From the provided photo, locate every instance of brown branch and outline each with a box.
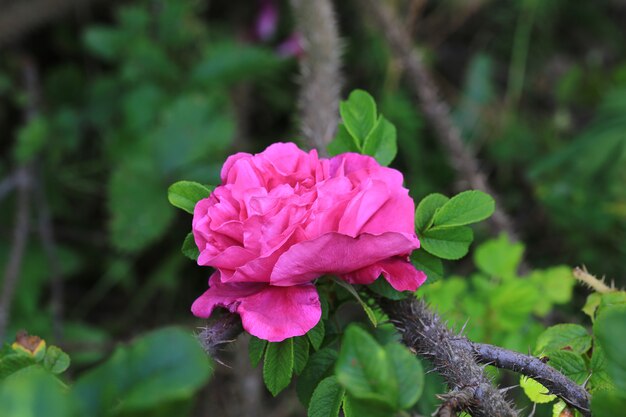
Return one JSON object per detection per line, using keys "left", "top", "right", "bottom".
{"left": 362, "top": 0, "right": 519, "bottom": 241}
{"left": 289, "top": 0, "right": 343, "bottom": 156}
{"left": 381, "top": 297, "right": 518, "bottom": 417}
{"left": 466, "top": 342, "right": 591, "bottom": 416}
{"left": 0, "top": 0, "right": 108, "bottom": 48}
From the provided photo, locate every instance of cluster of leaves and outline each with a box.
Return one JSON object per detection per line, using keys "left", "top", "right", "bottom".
{"left": 520, "top": 290, "right": 626, "bottom": 417}
{"left": 0, "top": 328, "right": 211, "bottom": 416}
{"left": 421, "top": 235, "right": 575, "bottom": 352}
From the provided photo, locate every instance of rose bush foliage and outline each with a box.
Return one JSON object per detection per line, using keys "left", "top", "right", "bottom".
{"left": 191, "top": 143, "right": 426, "bottom": 341}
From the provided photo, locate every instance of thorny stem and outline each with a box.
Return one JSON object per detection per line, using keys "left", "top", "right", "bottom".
{"left": 573, "top": 266, "right": 613, "bottom": 294}
{"left": 380, "top": 297, "right": 518, "bottom": 417}
{"left": 362, "top": 0, "right": 519, "bottom": 242}
{"left": 466, "top": 342, "right": 591, "bottom": 416}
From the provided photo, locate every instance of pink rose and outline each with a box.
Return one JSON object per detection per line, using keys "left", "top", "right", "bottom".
{"left": 191, "top": 142, "right": 426, "bottom": 342}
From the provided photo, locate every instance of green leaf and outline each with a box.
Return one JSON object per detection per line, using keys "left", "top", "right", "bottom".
{"left": 592, "top": 389, "right": 626, "bottom": 417}
{"left": 307, "top": 320, "right": 325, "bottom": 351}
{"left": 490, "top": 281, "right": 540, "bottom": 330}
{"left": 167, "top": 181, "right": 212, "bottom": 214}
{"left": 432, "top": 190, "right": 495, "bottom": 228}
{"left": 530, "top": 266, "right": 575, "bottom": 316}
{"left": 74, "top": 327, "right": 211, "bottom": 414}
{"left": 415, "top": 193, "right": 449, "bottom": 233}
{"left": 150, "top": 94, "right": 235, "bottom": 174}
{"left": 474, "top": 234, "right": 524, "bottom": 280}
{"left": 411, "top": 250, "right": 444, "bottom": 284}
{"left": 307, "top": 376, "right": 345, "bottom": 417}
{"left": 594, "top": 306, "right": 626, "bottom": 391}
{"left": 362, "top": 116, "right": 397, "bottom": 166}
{"left": 248, "top": 336, "right": 267, "bottom": 368}
{"left": 297, "top": 348, "right": 338, "bottom": 407}
{"left": 192, "top": 42, "right": 281, "bottom": 87}
{"left": 181, "top": 233, "right": 200, "bottom": 261}
{"left": 340, "top": 90, "right": 378, "bottom": 146}
{"left": 263, "top": 339, "right": 294, "bottom": 396}
{"left": 328, "top": 124, "right": 360, "bottom": 156}
{"left": 548, "top": 350, "right": 589, "bottom": 384}
{"left": 0, "top": 367, "right": 72, "bottom": 417}
{"left": 535, "top": 324, "right": 592, "bottom": 355}
{"left": 590, "top": 345, "right": 614, "bottom": 391}
{"left": 420, "top": 226, "right": 473, "bottom": 260}
{"left": 552, "top": 400, "right": 567, "bottom": 417}
{"left": 83, "top": 27, "right": 124, "bottom": 60}
{"left": 109, "top": 161, "right": 175, "bottom": 252}
{"left": 385, "top": 343, "right": 424, "bottom": 409}
{"left": 0, "top": 354, "right": 36, "bottom": 380}
{"left": 582, "top": 293, "right": 602, "bottom": 320}
{"left": 342, "top": 394, "right": 396, "bottom": 417}
{"left": 520, "top": 376, "right": 557, "bottom": 404}
{"left": 294, "top": 337, "right": 310, "bottom": 375}
{"left": 43, "top": 346, "right": 70, "bottom": 375}
{"left": 14, "top": 117, "right": 48, "bottom": 163}
{"left": 369, "top": 277, "right": 408, "bottom": 300}
{"left": 335, "top": 326, "right": 394, "bottom": 405}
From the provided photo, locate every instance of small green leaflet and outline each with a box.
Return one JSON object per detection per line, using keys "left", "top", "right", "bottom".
{"left": 181, "top": 232, "right": 200, "bottom": 261}
{"left": 431, "top": 190, "right": 495, "bottom": 229}
{"left": 308, "top": 376, "right": 345, "bottom": 417}
{"left": 420, "top": 226, "right": 474, "bottom": 260}
{"left": 297, "top": 348, "right": 339, "bottom": 407}
{"left": 415, "top": 193, "right": 449, "bottom": 233}
{"left": 167, "top": 180, "right": 213, "bottom": 214}
{"left": 43, "top": 346, "right": 70, "bottom": 374}
{"left": 263, "top": 338, "right": 294, "bottom": 396}
{"left": 328, "top": 89, "right": 398, "bottom": 166}
{"left": 249, "top": 336, "right": 267, "bottom": 368}
{"left": 534, "top": 324, "right": 592, "bottom": 355}
{"left": 520, "top": 376, "right": 556, "bottom": 404}
{"left": 307, "top": 320, "right": 325, "bottom": 351}
{"left": 339, "top": 90, "right": 378, "bottom": 144}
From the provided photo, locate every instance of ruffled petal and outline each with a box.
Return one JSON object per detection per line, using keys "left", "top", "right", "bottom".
{"left": 342, "top": 257, "right": 427, "bottom": 292}
{"left": 238, "top": 284, "right": 321, "bottom": 342}
{"left": 191, "top": 272, "right": 264, "bottom": 318}
{"left": 270, "top": 231, "right": 419, "bottom": 286}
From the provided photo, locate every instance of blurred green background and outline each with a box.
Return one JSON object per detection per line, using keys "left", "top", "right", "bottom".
{"left": 0, "top": 0, "right": 624, "bottom": 416}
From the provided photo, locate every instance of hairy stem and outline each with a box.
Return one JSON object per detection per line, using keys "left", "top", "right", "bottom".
{"left": 381, "top": 297, "right": 518, "bottom": 417}
{"left": 289, "top": 0, "right": 343, "bottom": 155}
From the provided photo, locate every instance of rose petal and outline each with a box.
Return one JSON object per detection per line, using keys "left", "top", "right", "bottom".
{"left": 342, "top": 258, "right": 427, "bottom": 291}
{"left": 238, "top": 284, "right": 321, "bottom": 342}
{"left": 270, "top": 231, "right": 419, "bottom": 286}
{"left": 191, "top": 272, "right": 264, "bottom": 318}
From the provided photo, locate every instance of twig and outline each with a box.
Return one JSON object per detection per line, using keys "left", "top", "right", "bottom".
{"left": 573, "top": 266, "right": 614, "bottom": 293}
{"left": 289, "top": 0, "right": 343, "bottom": 155}
{"left": 381, "top": 297, "right": 518, "bottom": 417}
{"left": 466, "top": 342, "right": 591, "bottom": 416}
{"left": 362, "top": 0, "right": 519, "bottom": 241}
